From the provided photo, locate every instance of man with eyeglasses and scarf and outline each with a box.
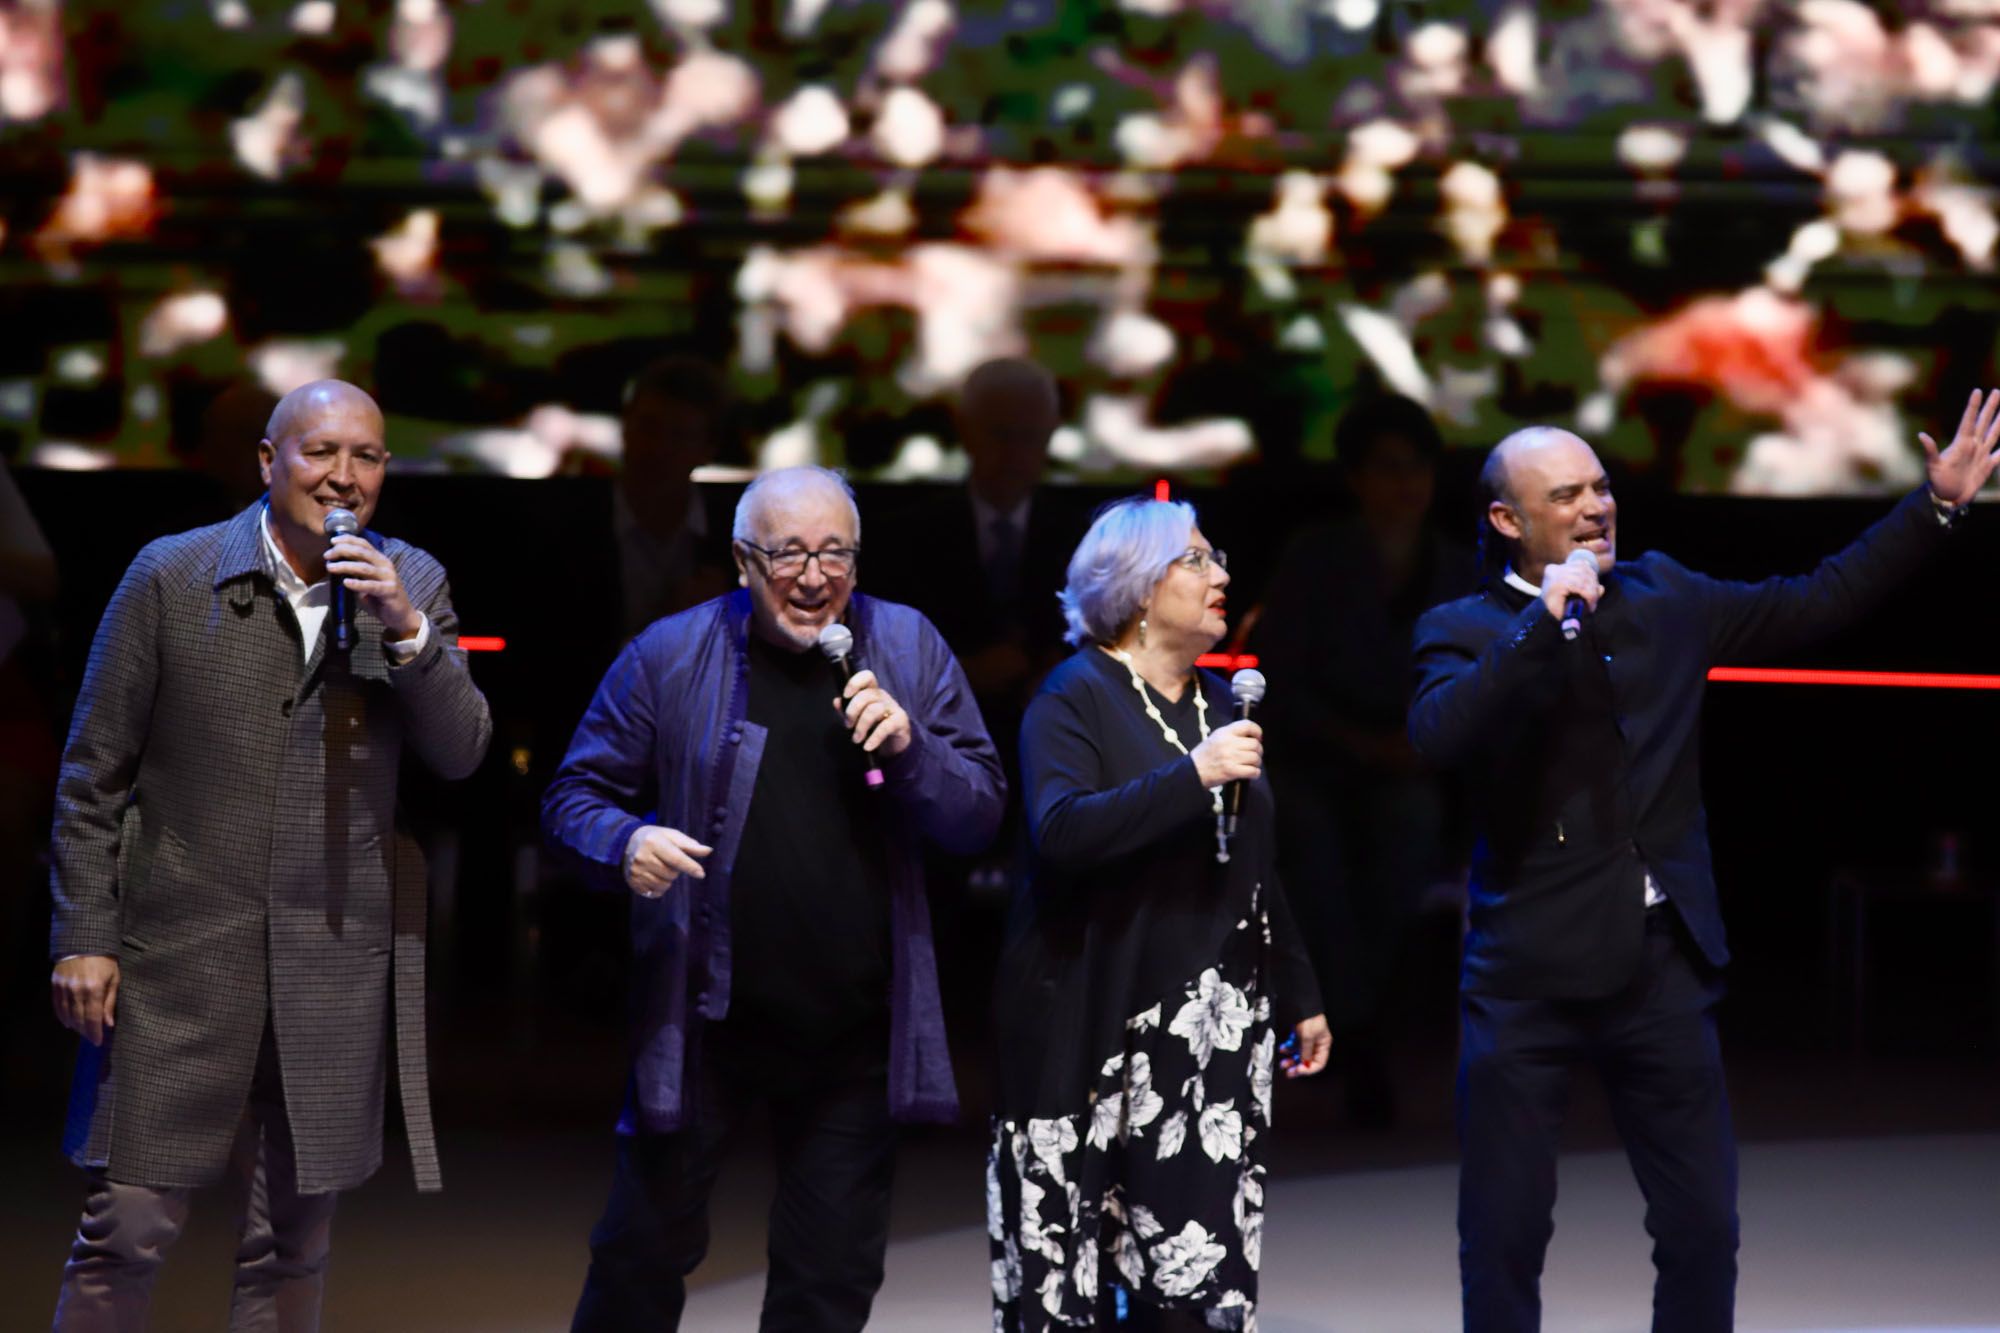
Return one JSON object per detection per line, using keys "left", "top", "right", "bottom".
{"left": 544, "top": 464, "right": 1004, "bottom": 1331}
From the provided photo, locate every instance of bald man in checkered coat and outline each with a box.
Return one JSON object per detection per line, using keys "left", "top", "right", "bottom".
{"left": 46, "top": 381, "right": 491, "bottom": 1331}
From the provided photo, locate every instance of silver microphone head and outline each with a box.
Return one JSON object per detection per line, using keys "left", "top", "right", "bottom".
{"left": 1565, "top": 547, "right": 1598, "bottom": 568}
{"left": 1230, "top": 667, "right": 1267, "bottom": 707}
{"left": 816, "top": 622, "right": 854, "bottom": 663}
{"left": 322, "top": 507, "right": 360, "bottom": 539}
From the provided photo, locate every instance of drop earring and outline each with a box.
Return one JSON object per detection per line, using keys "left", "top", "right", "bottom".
{"left": 1137, "top": 616, "right": 1148, "bottom": 648}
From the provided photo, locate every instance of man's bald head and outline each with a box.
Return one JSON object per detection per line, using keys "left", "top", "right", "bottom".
{"left": 1480, "top": 425, "right": 1618, "bottom": 582}
{"left": 265, "top": 379, "right": 383, "bottom": 447}
{"left": 1482, "top": 425, "right": 1586, "bottom": 509}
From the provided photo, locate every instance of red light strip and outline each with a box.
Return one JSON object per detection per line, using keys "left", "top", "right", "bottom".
{"left": 1707, "top": 666, "right": 2000, "bottom": 690}
{"left": 1154, "top": 478, "right": 1171, "bottom": 502}
{"left": 444, "top": 638, "right": 1995, "bottom": 688}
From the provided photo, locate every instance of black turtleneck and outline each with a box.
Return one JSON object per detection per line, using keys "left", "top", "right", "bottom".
{"left": 726, "top": 632, "right": 892, "bottom": 1046}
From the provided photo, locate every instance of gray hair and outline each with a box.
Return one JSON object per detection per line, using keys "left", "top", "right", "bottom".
{"left": 732, "top": 465, "right": 861, "bottom": 544}
{"left": 1058, "top": 496, "right": 1198, "bottom": 647}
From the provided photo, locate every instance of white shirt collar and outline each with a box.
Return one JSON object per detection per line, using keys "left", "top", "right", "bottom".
{"left": 969, "top": 489, "right": 1031, "bottom": 533}
{"left": 259, "top": 506, "right": 326, "bottom": 599}
{"left": 1501, "top": 566, "right": 1542, "bottom": 598}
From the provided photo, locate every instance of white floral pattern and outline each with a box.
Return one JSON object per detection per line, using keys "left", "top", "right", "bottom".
{"left": 1168, "top": 968, "right": 1254, "bottom": 1070}
{"left": 1150, "top": 1221, "right": 1229, "bottom": 1299}
{"left": 990, "top": 948, "right": 1275, "bottom": 1331}
{"left": 1249, "top": 1029, "right": 1275, "bottom": 1126}
{"left": 1126, "top": 1052, "right": 1165, "bottom": 1134}
{"left": 1028, "top": 1117, "right": 1079, "bottom": 1186}
{"left": 1197, "top": 1100, "right": 1245, "bottom": 1164}
{"left": 1155, "top": 1109, "right": 1188, "bottom": 1161}
{"left": 1233, "top": 1169, "right": 1265, "bottom": 1272}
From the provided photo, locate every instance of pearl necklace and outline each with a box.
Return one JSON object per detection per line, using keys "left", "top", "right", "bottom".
{"left": 1106, "top": 647, "right": 1231, "bottom": 863}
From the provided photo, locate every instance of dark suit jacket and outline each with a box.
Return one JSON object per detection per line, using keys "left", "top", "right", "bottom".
{"left": 869, "top": 489, "right": 1078, "bottom": 664}
{"left": 868, "top": 489, "right": 1085, "bottom": 774}
{"left": 1409, "top": 487, "right": 1953, "bottom": 1000}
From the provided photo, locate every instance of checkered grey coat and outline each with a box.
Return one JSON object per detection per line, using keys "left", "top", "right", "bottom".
{"left": 50, "top": 501, "right": 491, "bottom": 1194}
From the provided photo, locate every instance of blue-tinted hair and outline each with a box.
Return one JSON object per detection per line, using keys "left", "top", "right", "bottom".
{"left": 1058, "top": 496, "right": 1198, "bottom": 647}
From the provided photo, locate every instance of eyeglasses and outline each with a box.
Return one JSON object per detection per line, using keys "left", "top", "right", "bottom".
{"left": 738, "top": 542, "right": 860, "bottom": 580}
{"left": 1174, "top": 547, "right": 1228, "bottom": 574}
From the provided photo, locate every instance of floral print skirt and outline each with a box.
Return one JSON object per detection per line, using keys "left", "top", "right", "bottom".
{"left": 989, "top": 907, "right": 1278, "bottom": 1331}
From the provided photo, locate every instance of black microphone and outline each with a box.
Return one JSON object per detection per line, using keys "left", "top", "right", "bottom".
{"left": 1226, "top": 667, "right": 1266, "bottom": 837}
{"left": 323, "top": 507, "right": 360, "bottom": 652}
{"left": 816, "top": 622, "right": 886, "bottom": 789}
{"left": 1557, "top": 548, "right": 1596, "bottom": 643}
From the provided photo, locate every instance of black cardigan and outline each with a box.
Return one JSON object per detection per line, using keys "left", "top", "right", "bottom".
{"left": 993, "top": 648, "right": 1322, "bottom": 1118}
{"left": 1409, "top": 486, "right": 1953, "bottom": 1000}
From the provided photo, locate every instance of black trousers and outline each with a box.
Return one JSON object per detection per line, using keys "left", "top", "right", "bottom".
{"left": 571, "top": 1026, "right": 899, "bottom": 1333}
{"left": 1457, "top": 909, "right": 1739, "bottom": 1333}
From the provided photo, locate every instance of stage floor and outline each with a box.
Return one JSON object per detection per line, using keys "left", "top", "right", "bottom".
{"left": 683, "top": 1135, "right": 2000, "bottom": 1332}
{"left": 6, "top": 1131, "right": 1994, "bottom": 1330}
{"left": 6, "top": 1012, "right": 1997, "bottom": 1330}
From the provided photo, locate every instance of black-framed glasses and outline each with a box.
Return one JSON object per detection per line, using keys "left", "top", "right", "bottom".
{"left": 1174, "top": 547, "right": 1227, "bottom": 574}
{"left": 737, "top": 541, "right": 860, "bottom": 580}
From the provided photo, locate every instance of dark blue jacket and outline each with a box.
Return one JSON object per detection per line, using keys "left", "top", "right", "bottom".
{"left": 1410, "top": 487, "right": 1952, "bottom": 999}
{"left": 543, "top": 590, "right": 1005, "bottom": 1130}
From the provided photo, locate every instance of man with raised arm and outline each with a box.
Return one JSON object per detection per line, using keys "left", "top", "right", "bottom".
{"left": 1411, "top": 391, "right": 1999, "bottom": 1333}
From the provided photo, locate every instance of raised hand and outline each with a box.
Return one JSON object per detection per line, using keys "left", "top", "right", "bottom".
{"left": 1539, "top": 555, "right": 1602, "bottom": 625}
{"left": 1919, "top": 388, "right": 2000, "bottom": 508}
{"left": 838, "top": 669, "right": 913, "bottom": 757}
{"left": 1191, "top": 719, "right": 1262, "bottom": 789}
{"left": 325, "top": 534, "right": 424, "bottom": 641}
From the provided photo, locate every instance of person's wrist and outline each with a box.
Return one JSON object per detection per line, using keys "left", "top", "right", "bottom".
{"left": 621, "top": 825, "right": 652, "bottom": 878}
{"left": 1928, "top": 483, "right": 1970, "bottom": 525}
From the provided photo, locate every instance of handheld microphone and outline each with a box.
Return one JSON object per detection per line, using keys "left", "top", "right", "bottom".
{"left": 323, "top": 508, "right": 361, "bottom": 652}
{"left": 815, "top": 622, "right": 886, "bottom": 789}
{"left": 1557, "top": 548, "right": 1596, "bottom": 643}
{"left": 1226, "top": 667, "right": 1266, "bottom": 838}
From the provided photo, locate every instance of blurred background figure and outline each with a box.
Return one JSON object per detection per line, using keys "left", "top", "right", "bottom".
{"left": 869, "top": 357, "right": 1084, "bottom": 1030}
{"left": 184, "top": 382, "right": 280, "bottom": 519}
{"left": 531, "top": 356, "right": 741, "bottom": 950}
{"left": 543, "top": 353, "right": 739, "bottom": 777}
{"left": 0, "top": 459, "right": 60, "bottom": 1048}
{"left": 1250, "top": 394, "right": 1476, "bottom": 1129}
{"left": 877, "top": 358, "right": 1080, "bottom": 751}
{"left": 613, "top": 355, "right": 737, "bottom": 640}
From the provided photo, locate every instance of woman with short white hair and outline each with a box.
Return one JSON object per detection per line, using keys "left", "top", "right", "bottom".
{"left": 988, "top": 496, "right": 1330, "bottom": 1332}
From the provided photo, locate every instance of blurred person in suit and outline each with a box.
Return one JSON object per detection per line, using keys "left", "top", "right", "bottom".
{"left": 1, "top": 457, "right": 59, "bottom": 1037}
{"left": 1251, "top": 394, "right": 1476, "bottom": 1127}
{"left": 611, "top": 355, "right": 739, "bottom": 641}
{"left": 867, "top": 357, "right": 1085, "bottom": 1023}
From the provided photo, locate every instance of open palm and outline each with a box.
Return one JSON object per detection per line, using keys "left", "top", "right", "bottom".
{"left": 1920, "top": 388, "right": 2000, "bottom": 507}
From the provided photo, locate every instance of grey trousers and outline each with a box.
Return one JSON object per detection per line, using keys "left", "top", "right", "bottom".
{"left": 53, "top": 1031, "right": 339, "bottom": 1332}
